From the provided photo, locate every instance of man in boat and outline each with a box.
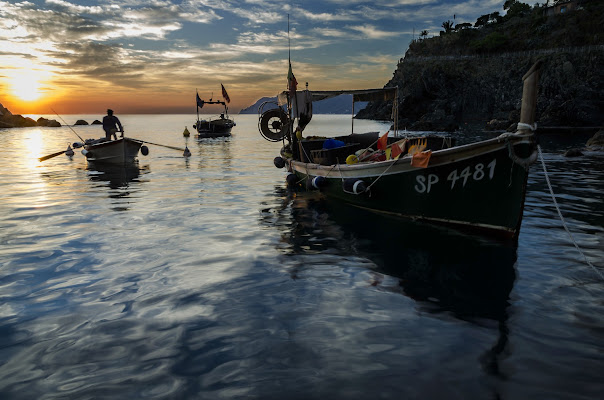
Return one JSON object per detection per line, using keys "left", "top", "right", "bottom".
{"left": 102, "top": 109, "right": 124, "bottom": 140}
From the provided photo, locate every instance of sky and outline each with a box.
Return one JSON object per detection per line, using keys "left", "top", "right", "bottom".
{"left": 0, "top": 0, "right": 504, "bottom": 114}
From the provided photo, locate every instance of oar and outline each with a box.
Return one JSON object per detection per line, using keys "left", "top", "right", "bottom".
{"left": 133, "top": 139, "right": 186, "bottom": 152}
{"left": 39, "top": 144, "right": 75, "bottom": 162}
{"left": 39, "top": 149, "right": 68, "bottom": 162}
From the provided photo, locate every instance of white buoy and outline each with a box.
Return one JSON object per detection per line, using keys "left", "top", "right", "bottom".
{"left": 183, "top": 146, "right": 191, "bottom": 157}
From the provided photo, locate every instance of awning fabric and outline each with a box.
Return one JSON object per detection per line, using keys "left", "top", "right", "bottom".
{"left": 277, "top": 87, "right": 397, "bottom": 106}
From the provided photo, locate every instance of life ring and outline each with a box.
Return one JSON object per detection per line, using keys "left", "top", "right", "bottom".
{"left": 507, "top": 141, "right": 537, "bottom": 170}
{"left": 259, "top": 108, "right": 289, "bottom": 142}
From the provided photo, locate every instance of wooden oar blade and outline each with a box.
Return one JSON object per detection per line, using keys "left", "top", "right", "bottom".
{"left": 38, "top": 150, "right": 67, "bottom": 162}
{"left": 136, "top": 139, "right": 186, "bottom": 152}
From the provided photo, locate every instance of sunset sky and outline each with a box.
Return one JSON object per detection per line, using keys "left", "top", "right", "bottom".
{"left": 1, "top": 0, "right": 503, "bottom": 114}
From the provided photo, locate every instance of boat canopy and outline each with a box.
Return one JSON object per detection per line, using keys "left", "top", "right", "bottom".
{"left": 277, "top": 87, "right": 397, "bottom": 106}
{"left": 202, "top": 100, "right": 227, "bottom": 106}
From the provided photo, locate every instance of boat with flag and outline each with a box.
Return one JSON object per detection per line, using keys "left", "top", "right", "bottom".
{"left": 258, "top": 61, "right": 542, "bottom": 240}
{"left": 194, "top": 84, "right": 235, "bottom": 138}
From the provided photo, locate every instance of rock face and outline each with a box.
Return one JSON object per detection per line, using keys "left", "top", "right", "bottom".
{"left": 0, "top": 113, "right": 38, "bottom": 127}
{"left": 37, "top": 117, "right": 61, "bottom": 127}
{"left": 92, "top": 120, "right": 102, "bottom": 125}
{"left": 357, "top": 2, "right": 603, "bottom": 131}
{"left": 74, "top": 120, "right": 89, "bottom": 125}
{"left": 0, "top": 102, "right": 61, "bottom": 128}
{"left": 357, "top": 50, "right": 603, "bottom": 132}
{"left": 586, "top": 129, "right": 604, "bottom": 149}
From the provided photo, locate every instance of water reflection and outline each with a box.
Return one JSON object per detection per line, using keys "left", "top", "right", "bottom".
{"left": 261, "top": 187, "right": 518, "bottom": 377}
{"left": 86, "top": 162, "right": 146, "bottom": 188}
{"left": 85, "top": 162, "right": 149, "bottom": 211}
{"left": 194, "top": 137, "right": 233, "bottom": 171}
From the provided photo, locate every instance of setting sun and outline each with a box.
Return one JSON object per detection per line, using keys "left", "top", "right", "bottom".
{"left": 11, "top": 74, "right": 43, "bottom": 101}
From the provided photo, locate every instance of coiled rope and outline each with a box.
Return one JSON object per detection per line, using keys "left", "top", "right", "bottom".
{"left": 537, "top": 144, "right": 604, "bottom": 283}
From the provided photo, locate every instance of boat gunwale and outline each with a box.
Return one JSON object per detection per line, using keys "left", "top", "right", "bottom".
{"left": 84, "top": 137, "right": 141, "bottom": 163}
{"left": 290, "top": 133, "right": 533, "bottom": 178}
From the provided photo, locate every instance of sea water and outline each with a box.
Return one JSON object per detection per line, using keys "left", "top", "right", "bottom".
{"left": 0, "top": 114, "right": 602, "bottom": 399}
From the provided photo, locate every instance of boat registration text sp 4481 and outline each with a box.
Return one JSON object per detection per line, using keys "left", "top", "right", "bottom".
{"left": 414, "top": 159, "right": 497, "bottom": 194}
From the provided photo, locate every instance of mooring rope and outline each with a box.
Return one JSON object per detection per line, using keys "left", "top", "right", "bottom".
{"left": 537, "top": 144, "right": 604, "bottom": 283}
{"left": 365, "top": 158, "right": 399, "bottom": 192}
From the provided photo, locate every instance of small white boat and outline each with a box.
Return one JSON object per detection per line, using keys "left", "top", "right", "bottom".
{"left": 80, "top": 137, "right": 144, "bottom": 164}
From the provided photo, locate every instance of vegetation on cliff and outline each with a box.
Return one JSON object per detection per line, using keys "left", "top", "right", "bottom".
{"left": 357, "top": 0, "right": 603, "bottom": 131}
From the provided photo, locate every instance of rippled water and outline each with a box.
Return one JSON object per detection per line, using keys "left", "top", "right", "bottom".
{"left": 1, "top": 115, "right": 602, "bottom": 399}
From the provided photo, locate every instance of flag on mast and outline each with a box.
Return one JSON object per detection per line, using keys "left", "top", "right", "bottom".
{"left": 287, "top": 62, "right": 298, "bottom": 97}
{"left": 377, "top": 131, "right": 389, "bottom": 150}
{"left": 196, "top": 92, "right": 204, "bottom": 109}
{"left": 221, "top": 84, "right": 230, "bottom": 103}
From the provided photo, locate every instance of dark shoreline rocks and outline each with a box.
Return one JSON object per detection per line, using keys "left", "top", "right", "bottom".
{"left": 0, "top": 102, "right": 62, "bottom": 128}
{"left": 37, "top": 117, "right": 61, "bottom": 127}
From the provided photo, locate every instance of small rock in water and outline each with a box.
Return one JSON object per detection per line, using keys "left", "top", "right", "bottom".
{"left": 564, "top": 148, "right": 583, "bottom": 157}
{"left": 586, "top": 130, "right": 604, "bottom": 150}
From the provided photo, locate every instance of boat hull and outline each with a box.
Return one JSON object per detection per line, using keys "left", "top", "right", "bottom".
{"left": 286, "top": 134, "right": 535, "bottom": 239}
{"left": 194, "top": 119, "right": 234, "bottom": 138}
{"left": 84, "top": 138, "right": 142, "bottom": 164}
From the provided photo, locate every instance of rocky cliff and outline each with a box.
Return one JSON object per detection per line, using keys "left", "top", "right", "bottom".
{"left": 0, "top": 103, "right": 61, "bottom": 128}
{"left": 357, "top": 1, "right": 603, "bottom": 131}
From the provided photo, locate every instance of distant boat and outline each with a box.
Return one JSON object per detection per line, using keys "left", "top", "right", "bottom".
{"left": 258, "top": 61, "right": 542, "bottom": 240}
{"left": 194, "top": 86, "right": 235, "bottom": 138}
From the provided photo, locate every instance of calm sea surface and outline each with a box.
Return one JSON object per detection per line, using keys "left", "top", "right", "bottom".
{"left": 1, "top": 114, "right": 602, "bottom": 399}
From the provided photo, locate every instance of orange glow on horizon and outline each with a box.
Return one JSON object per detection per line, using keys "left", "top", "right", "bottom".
{"left": 3, "top": 90, "right": 266, "bottom": 115}
{"left": 2, "top": 65, "right": 284, "bottom": 115}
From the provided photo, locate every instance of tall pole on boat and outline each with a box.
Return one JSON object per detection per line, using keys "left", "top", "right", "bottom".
{"left": 287, "top": 14, "right": 292, "bottom": 140}
{"left": 518, "top": 60, "right": 542, "bottom": 134}
{"left": 287, "top": 14, "right": 300, "bottom": 159}
{"left": 351, "top": 96, "right": 354, "bottom": 134}
{"left": 394, "top": 88, "right": 399, "bottom": 137}
{"left": 196, "top": 88, "right": 200, "bottom": 128}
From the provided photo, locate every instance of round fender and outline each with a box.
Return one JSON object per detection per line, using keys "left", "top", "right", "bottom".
{"left": 310, "top": 176, "right": 327, "bottom": 189}
{"left": 286, "top": 172, "right": 298, "bottom": 187}
{"left": 342, "top": 178, "right": 367, "bottom": 195}
{"left": 141, "top": 145, "right": 149, "bottom": 156}
{"left": 274, "top": 156, "right": 286, "bottom": 169}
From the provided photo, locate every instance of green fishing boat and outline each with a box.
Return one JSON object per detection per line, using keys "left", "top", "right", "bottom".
{"left": 258, "top": 62, "right": 542, "bottom": 239}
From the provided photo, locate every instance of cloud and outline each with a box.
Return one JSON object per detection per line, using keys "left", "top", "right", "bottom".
{"left": 1, "top": 0, "right": 519, "bottom": 112}
{"left": 348, "top": 24, "right": 400, "bottom": 40}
